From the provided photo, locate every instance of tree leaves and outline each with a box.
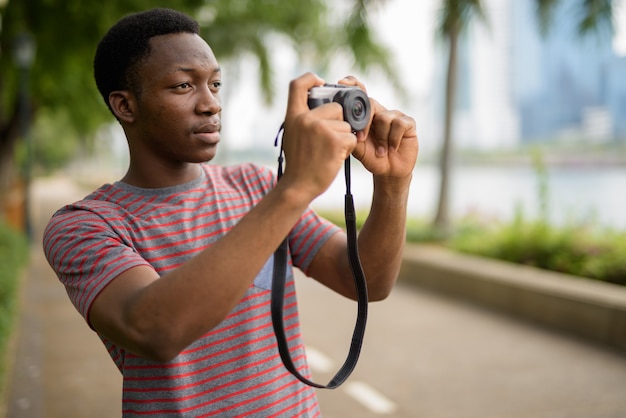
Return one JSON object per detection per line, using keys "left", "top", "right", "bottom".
{"left": 0, "top": 0, "right": 396, "bottom": 183}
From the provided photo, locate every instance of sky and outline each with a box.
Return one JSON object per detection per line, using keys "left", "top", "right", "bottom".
{"left": 219, "top": 0, "right": 626, "bottom": 153}
{"left": 220, "top": 0, "right": 438, "bottom": 152}
{"left": 614, "top": 0, "right": 626, "bottom": 54}
{"left": 124, "top": 1, "right": 626, "bottom": 224}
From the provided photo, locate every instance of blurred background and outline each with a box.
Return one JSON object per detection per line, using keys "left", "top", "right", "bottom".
{"left": 2, "top": 2, "right": 626, "bottom": 417}
{"left": 3, "top": 0, "right": 626, "bottom": 284}
{"left": 2, "top": 0, "right": 626, "bottom": 235}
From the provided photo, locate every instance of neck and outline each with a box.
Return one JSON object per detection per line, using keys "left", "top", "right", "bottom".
{"left": 121, "top": 162, "right": 203, "bottom": 189}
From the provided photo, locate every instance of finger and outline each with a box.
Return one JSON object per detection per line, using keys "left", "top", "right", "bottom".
{"left": 310, "top": 102, "right": 347, "bottom": 123}
{"left": 389, "top": 114, "right": 417, "bottom": 151}
{"left": 337, "top": 75, "right": 367, "bottom": 94}
{"left": 338, "top": 126, "right": 359, "bottom": 157}
{"left": 285, "top": 72, "right": 325, "bottom": 119}
{"left": 370, "top": 110, "right": 412, "bottom": 156}
{"left": 371, "top": 115, "right": 392, "bottom": 157}
{"left": 353, "top": 96, "right": 385, "bottom": 142}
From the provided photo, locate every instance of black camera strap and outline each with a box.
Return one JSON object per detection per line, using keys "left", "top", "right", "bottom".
{"left": 272, "top": 125, "right": 368, "bottom": 389}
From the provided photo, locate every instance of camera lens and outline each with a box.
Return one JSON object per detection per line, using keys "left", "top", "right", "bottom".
{"left": 352, "top": 100, "right": 365, "bottom": 119}
{"left": 334, "top": 88, "right": 370, "bottom": 131}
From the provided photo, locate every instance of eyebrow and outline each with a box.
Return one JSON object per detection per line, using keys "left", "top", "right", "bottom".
{"left": 176, "top": 66, "right": 221, "bottom": 74}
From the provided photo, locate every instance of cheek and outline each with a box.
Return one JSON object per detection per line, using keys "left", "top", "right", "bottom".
{"left": 149, "top": 104, "right": 186, "bottom": 133}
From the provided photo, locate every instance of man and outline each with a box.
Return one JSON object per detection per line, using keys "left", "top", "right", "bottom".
{"left": 43, "top": 7, "right": 418, "bottom": 417}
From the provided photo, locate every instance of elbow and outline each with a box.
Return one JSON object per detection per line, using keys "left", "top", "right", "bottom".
{"left": 90, "top": 317, "right": 186, "bottom": 363}
{"left": 369, "top": 293, "right": 390, "bottom": 302}
{"left": 366, "top": 277, "right": 396, "bottom": 302}
{"left": 119, "top": 316, "right": 193, "bottom": 363}
{"left": 369, "top": 267, "right": 402, "bottom": 301}
{"left": 117, "top": 301, "right": 227, "bottom": 363}
{"left": 368, "top": 286, "right": 393, "bottom": 302}
{"left": 123, "top": 328, "right": 187, "bottom": 363}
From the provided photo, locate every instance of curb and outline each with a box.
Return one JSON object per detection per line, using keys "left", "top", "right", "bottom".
{"left": 399, "top": 244, "right": 626, "bottom": 350}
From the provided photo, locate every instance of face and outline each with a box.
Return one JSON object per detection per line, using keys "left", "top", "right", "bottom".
{"left": 126, "top": 33, "right": 222, "bottom": 167}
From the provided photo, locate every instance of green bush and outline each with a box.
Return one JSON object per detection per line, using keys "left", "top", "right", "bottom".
{"left": 0, "top": 222, "right": 29, "bottom": 395}
{"left": 445, "top": 147, "right": 626, "bottom": 286}
{"left": 319, "top": 193, "right": 626, "bottom": 286}
{"left": 448, "top": 213, "right": 626, "bottom": 286}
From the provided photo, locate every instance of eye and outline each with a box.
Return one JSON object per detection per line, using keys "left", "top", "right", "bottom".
{"left": 176, "top": 82, "right": 192, "bottom": 90}
{"left": 210, "top": 81, "right": 222, "bottom": 92}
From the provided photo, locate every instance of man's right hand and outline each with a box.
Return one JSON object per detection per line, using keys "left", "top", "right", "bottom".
{"left": 280, "top": 72, "right": 358, "bottom": 203}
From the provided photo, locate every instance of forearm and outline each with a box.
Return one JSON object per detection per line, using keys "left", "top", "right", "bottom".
{"left": 162, "top": 180, "right": 309, "bottom": 313}
{"left": 107, "top": 180, "right": 313, "bottom": 361}
{"left": 357, "top": 174, "right": 411, "bottom": 300}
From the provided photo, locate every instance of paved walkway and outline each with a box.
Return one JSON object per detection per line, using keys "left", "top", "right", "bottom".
{"left": 4, "top": 176, "right": 626, "bottom": 417}
{"left": 5, "top": 177, "right": 121, "bottom": 418}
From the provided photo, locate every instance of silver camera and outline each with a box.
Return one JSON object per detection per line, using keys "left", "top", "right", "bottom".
{"left": 307, "top": 84, "right": 371, "bottom": 132}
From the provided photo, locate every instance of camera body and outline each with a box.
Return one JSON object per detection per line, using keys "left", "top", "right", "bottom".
{"left": 307, "top": 84, "right": 371, "bottom": 132}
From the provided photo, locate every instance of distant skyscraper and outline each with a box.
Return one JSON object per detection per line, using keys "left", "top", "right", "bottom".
{"left": 454, "top": 0, "right": 520, "bottom": 149}
{"left": 606, "top": 56, "right": 626, "bottom": 137}
{"left": 445, "top": 0, "right": 624, "bottom": 148}
{"left": 516, "top": 0, "right": 616, "bottom": 141}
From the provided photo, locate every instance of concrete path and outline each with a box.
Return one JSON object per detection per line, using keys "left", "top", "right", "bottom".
{"left": 5, "top": 177, "right": 121, "bottom": 418}
{"left": 4, "top": 176, "right": 626, "bottom": 417}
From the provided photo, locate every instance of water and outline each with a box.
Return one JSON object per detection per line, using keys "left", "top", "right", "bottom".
{"left": 311, "top": 163, "right": 626, "bottom": 230}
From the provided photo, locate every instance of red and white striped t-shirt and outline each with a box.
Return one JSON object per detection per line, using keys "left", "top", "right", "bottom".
{"left": 43, "top": 163, "right": 341, "bottom": 417}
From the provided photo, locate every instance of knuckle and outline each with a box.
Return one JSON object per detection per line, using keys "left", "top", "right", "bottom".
{"left": 288, "top": 78, "right": 301, "bottom": 92}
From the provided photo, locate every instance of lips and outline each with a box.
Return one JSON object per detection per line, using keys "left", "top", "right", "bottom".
{"left": 194, "top": 121, "right": 221, "bottom": 144}
{"left": 195, "top": 122, "right": 221, "bottom": 134}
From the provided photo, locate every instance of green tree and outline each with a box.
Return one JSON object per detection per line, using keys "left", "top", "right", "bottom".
{"left": 432, "top": 0, "right": 615, "bottom": 237}
{"left": 535, "top": 0, "right": 614, "bottom": 35}
{"left": 0, "top": 0, "right": 396, "bottom": 206}
{"left": 433, "top": 0, "right": 486, "bottom": 237}
{"left": 1, "top": 1, "right": 197, "bottom": 188}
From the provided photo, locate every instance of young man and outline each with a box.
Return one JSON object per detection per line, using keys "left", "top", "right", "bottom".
{"left": 43, "top": 8, "right": 418, "bottom": 417}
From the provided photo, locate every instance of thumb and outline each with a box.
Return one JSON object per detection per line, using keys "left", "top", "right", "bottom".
{"left": 285, "top": 72, "right": 325, "bottom": 120}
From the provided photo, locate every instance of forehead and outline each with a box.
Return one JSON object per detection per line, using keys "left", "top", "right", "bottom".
{"left": 142, "top": 32, "right": 219, "bottom": 77}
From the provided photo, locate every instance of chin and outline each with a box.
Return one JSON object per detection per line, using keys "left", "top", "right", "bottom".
{"left": 197, "top": 147, "right": 218, "bottom": 163}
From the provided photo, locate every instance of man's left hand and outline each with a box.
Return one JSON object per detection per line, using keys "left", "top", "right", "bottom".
{"left": 339, "top": 76, "right": 419, "bottom": 179}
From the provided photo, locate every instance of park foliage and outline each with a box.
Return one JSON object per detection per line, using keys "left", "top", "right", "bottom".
{"left": 0, "top": 222, "right": 28, "bottom": 400}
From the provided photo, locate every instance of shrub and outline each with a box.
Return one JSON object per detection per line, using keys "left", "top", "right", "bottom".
{"left": 447, "top": 147, "right": 626, "bottom": 286}
{"left": 319, "top": 192, "right": 626, "bottom": 286}
{"left": 449, "top": 213, "right": 626, "bottom": 286}
{"left": 0, "top": 222, "right": 29, "bottom": 398}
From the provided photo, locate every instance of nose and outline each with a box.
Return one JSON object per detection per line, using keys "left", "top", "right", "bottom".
{"left": 196, "top": 85, "right": 221, "bottom": 116}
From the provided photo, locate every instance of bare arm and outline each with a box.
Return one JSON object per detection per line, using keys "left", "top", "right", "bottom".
{"left": 89, "top": 73, "right": 358, "bottom": 362}
{"left": 308, "top": 77, "right": 419, "bottom": 301}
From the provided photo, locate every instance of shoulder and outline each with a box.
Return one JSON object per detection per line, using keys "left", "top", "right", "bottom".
{"left": 43, "top": 183, "right": 132, "bottom": 247}
{"left": 47, "top": 183, "right": 126, "bottom": 223}
{"left": 202, "top": 163, "right": 276, "bottom": 191}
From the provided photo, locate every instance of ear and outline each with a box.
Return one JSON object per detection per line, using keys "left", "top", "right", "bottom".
{"left": 109, "top": 91, "right": 136, "bottom": 123}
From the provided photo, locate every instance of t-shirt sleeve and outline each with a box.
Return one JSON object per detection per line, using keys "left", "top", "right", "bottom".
{"left": 43, "top": 206, "right": 152, "bottom": 322}
{"left": 249, "top": 164, "right": 342, "bottom": 273}
{"left": 288, "top": 208, "right": 342, "bottom": 274}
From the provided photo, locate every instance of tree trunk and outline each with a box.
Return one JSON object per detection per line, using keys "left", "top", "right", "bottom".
{"left": 0, "top": 92, "right": 28, "bottom": 234}
{"left": 433, "top": 24, "right": 459, "bottom": 238}
{"left": 0, "top": 100, "right": 22, "bottom": 199}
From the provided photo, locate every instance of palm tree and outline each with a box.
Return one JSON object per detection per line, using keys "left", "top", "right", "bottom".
{"left": 433, "top": 0, "right": 486, "bottom": 237}
{"left": 432, "top": 0, "right": 615, "bottom": 237}
{"left": 199, "top": 0, "right": 397, "bottom": 104}
{"left": 535, "top": 0, "right": 615, "bottom": 36}
{"left": 0, "top": 0, "right": 396, "bottom": 228}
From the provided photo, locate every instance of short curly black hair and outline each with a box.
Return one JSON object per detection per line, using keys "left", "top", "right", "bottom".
{"left": 94, "top": 8, "right": 200, "bottom": 115}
